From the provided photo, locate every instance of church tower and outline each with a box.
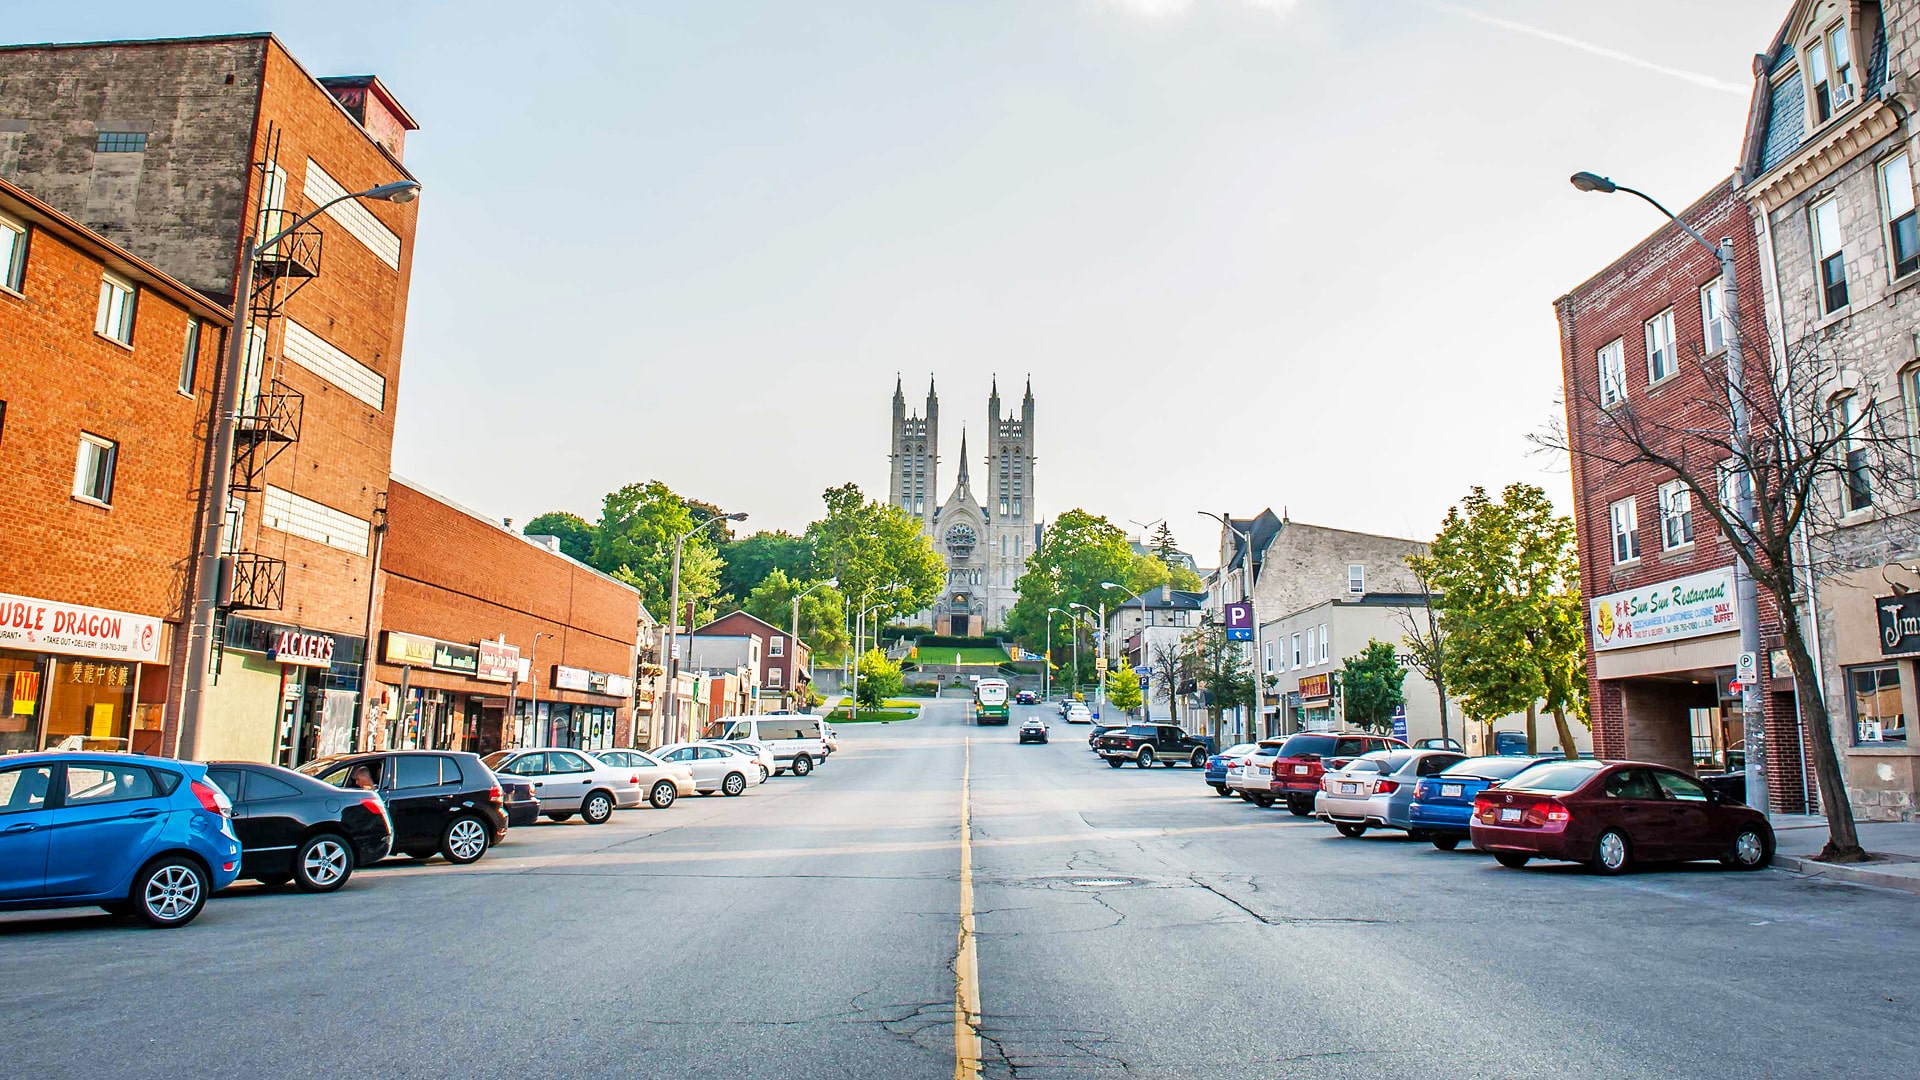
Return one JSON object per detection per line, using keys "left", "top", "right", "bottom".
{"left": 983, "top": 376, "right": 1035, "bottom": 628}
{"left": 887, "top": 376, "right": 938, "bottom": 531}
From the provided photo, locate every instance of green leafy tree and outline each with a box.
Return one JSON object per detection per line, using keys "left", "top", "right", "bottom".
{"left": 522, "top": 511, "right": 597, "bottom": 564}
{"left": 1340, "top": 639, "right": 1407, "bottom": 734}
{"left": 594, "top": 480, "right": 726, "bottom": 621}
{"left": 805, "top": 484, "right": 944, "bottom": 625}
{"left": 1106, "top": 659, "right": 1144, "bottom": 715}
{"left": 720, "top": 530, "right": 813, "bottom": 602}
{"left": 1004, "top": 509, "right": 1137, "bottom": 649}
{"left": 1187, "top": 622, "right": 1255, "bottom": 747}
{"left": 855, "top": 647, "right": 904, "bottom": 709}
{"left": 746, "top": 569, "right": 848, "bottom": 658}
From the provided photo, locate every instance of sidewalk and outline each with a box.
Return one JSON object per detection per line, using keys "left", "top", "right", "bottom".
{"left": 1772, "top": 815, "right": 1920, "bottom": 895}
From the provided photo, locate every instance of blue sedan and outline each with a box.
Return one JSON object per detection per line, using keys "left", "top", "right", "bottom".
{"left": 1204, "top": 743, "right": 1258, "bottom": 796}
{"left": 1409, "top": 755, "right": 1560, "bottom": 850}
{"left": 0, "top": 752, "right": 242, "bottom": 927}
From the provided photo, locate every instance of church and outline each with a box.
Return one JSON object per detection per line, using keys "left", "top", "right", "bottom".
{"left": 888, "top": 377, "right": 1040, "bottom": 636}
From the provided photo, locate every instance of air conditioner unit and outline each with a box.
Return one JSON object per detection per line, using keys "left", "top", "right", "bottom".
{"left": 1833, "top": 82, "right": 1856, "bottom": 107}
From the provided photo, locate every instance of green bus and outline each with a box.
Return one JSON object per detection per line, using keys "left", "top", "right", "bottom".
{"left": 973, "top": 678, "right": 1010, "bottom": 725}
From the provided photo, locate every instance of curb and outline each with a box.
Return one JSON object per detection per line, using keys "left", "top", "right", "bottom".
{"left": 1775, "top": 853, "right": 1920, "bottom": 896}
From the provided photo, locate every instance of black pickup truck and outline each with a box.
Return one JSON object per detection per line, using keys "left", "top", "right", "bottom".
{"left": 1095, "top": 724, "right": 1216, "bottom": 769}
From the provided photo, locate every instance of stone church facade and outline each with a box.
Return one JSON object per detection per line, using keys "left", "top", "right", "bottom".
{"left": 888, "top": 377, "right": 1039, "bottom": 635}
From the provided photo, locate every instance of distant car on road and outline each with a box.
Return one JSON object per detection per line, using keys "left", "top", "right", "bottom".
{"left": 205, "top": 761, "right": 393, "bottom": 892}
{"left": 702, "top": 740, "right": 775, "bottom": 782}
{"left": 1205, "top": 742, "right": 1259, "bottom": 796}
{"left": 1016, "top": 690, "right": 1038, "bottom": 705}
{"left": 482, "top": 748, "right": 643, "bottom": 824}
{"left": 1019, "top": 718, "right": 1050, "bottom": 744}
{"left": 301, "top": 751, "right": 506, "bottom": 865}
{"left": 1408, "top": 755, "right": 1560, "bottom": 850}
{"left": 1313, "top": 749, "right": 1466, "bottom": 837}
{"left": 719, "top": 716, "right": 827, "bottom": 775}
{"left": 1096, "top": 724, "right": 1215, "bottom": 769}
{"left": 1064, "top": 703, "right": 1094, "bottom": 724}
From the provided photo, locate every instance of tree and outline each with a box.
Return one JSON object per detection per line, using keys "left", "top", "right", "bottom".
{"left": 1186, "top": 622, "right": 1255, "bottom": 748}
{"left": 720, "top": 530, "right": 813, "bottom": 603}
{"left": 1340, "top": 639, "right": 1407, "bottom": 734}
{"left": 805, "top": 484, "right": 944, "bottom": 625}
{"left": 855, "top": 647, "right": 903, "bottom": 709}
{"left": 1150, "top": 635, "right": 1189, "bottom": 727}
{"left": 1004, "top": 509, "right": 1137, "bottom": 649}
{"left": 522, "top": 511, "right": 596, "bottom": 564}
{"left": 1395, "top": 560, "right": 1454, "bottom": 748}
{"left": 594, "top": 480, "right": 726, "bottom": 620}
{"left": 1106, "top": 659, "right": 1143, "bottom": 716}
{"left": 1147, "top": 521, "right": 1205, "bottom": 591}
{"left": 746, "top": 569, "right": 848, "bottom": 658}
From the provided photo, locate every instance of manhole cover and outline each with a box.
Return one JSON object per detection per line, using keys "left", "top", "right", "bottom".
{"left": 1070, "top": 878, "right": 1134, "bottom": 888}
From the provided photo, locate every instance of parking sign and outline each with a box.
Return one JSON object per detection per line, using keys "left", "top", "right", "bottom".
{"left": 1225, "top": 601, "right": 1253, "bottom": 641}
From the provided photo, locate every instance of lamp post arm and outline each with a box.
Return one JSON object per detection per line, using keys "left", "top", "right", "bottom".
{"left": 1612, "top": 183, "right": 1718, "bottom": 257}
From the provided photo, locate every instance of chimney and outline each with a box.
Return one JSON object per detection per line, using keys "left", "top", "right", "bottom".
{"left": 319, "top": 75, "right": 420, "bottom": 161}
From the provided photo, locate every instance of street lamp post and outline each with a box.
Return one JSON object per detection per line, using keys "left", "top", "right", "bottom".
{"left": 663, "top": 511, "right": 748, "bottom": 745}
{"left": 852, "top": 602, "right": 886, "bottom": 717}
{"left": 1571, "top": 171, "right": 1765, "bottom": 816}
{"left": 1200, "top": 511, "right": 1260, "bottom": 742}
{"left": 176, "top": 178, "right": 421, "bottom": 760}
{"left": 1102, "top": 581, "right": 1147, "bottom": 720}
{"left": 1045, "top": 606, "right": 1068, "bottom": 703}
{"left": 789, "top": 577, "right": 836, "bottom": 711}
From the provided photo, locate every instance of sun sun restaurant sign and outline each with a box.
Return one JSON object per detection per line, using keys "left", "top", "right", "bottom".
{"left": 1590, "top": 567, "right": 1738, "bottom": 652}
{"left": 0, "top": 591, "right": 162, "bottom": 663}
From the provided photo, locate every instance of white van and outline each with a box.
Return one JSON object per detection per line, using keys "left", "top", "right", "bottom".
{"left": 721, "top": 715, "right": 828, "bottom": 776}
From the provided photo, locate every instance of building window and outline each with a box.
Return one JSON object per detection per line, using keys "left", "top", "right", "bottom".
{"left": 1881, "top": 153, "right": 1920, "bottom": 280}
{"left": 0, "top": 214, "right": 25, "bottom": 292}
{"left": 768, "top": 636, "right": 784, "bottom": 658}
{"left": 1318, "top": 623, "right": 1329, "bottom": 663}
{"left": 1292, "top": 633, "right": 1302, "bottom": 668}
{"left": 1812, "top": 197, "right": 1849, "bottom": 313}
{"left": 1609, "top": 497, "right": 1640, "bottom": 564}
{"left": 1347, "top": 564, "right": 1365, "bottom": 596}
{"left": 73, "top": 434, "right": 117, "bottom": 505}
{"left": 96, "top": 273, "right": 136, "bottom": 345}
{"left": 1833, "top": 392, "right": 1873, "bottom": 512}
{"left": 1263, "top": 642, "right": 1274, "bottom": 672}
{"left": 1806, "top": 23, "right": 1853, "bottom": 123}
{"left": 94, "top": 131, "right": 147, "bottom": 153}
{"left": 1699, "top": 277, "right": 1727, "bottom": 354}
{"left": 178, "top": 318, "right": 203, "bottom": 395}
{"left": 1848, "top": 663, "right": 1905, "bottom": 744}
{"left": 767, "top": 668, "right": 782, "bottom": 688}
{"left": 1644, "top": 309, "right": 1677, "bottom": 384}
{"left": 1595, "top": 338, "right": 1626, "bottom": 407}
{"left": 1304, "top": 627, "right": 1316, "bottom": 667}
{"left": 1658, "top": 480, "right": 1694, "bottom": 549}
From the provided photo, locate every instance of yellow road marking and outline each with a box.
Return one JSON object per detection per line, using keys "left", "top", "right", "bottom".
{"left": 955, "top": 736, "right": 982, "bottom": 1079}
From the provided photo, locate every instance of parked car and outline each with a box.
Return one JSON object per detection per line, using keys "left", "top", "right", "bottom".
{"left": 1064, "top": 703, "right": 1093, "bottom": 724}
{"left": 719, "top": 716, "right": 828, "bottom": 776}
{"left": 1096, "top": 724, "right": 1216, "bottom": 769}
{"left": 1267, "top": 732, "right": 1408, "bottom": 816}
{"left": 652, "top": 743, "right": 760, "bottom": 796}
{"left": 496, "top": 775, "right": 542, "bottom": 828}
{"left": 204, "top": 761, "right": 393, "bottom": 892}
{"left": 1470, "top": 759, "right": 1774, "bottom": 874}
{"left": 702, "top": 740, "right": 775, "bottom": 781}
{"left": 1413, "top": 738, "right": 1465, "bottom": 751}
{"left": 0, "top": 752, "right": 241, "bottom": 928}
{"left": 819, "top": 721, "right": 839, "bottom": 756}
{"left": 1016, "top": 690, "right": 1038, "bottom": 705}
{"left": 1408, "top": 755, "right": 1560, "bottom": 850}
{"left": 1088, "top": 721, "right": 1128, "bottom": 749}
{"left": 300, "top": 751, "right": 506, "bottom": 865}
{"left": 1019, "top": 718, "right": 1050, "bottom": 744}
{"left": 592, "top": 749, "right": 696, "bottom": 808}
{"left": 1314, "top": 749, "right": 1466, "bottom": 837}
{"left": 1205, "top": 743, "right": 1259, "bottom": 796}
{"left": 482, "top": 748, "right": 643, "bottom": 824}
{"left": 1225, "top": 740, "right": 1286, "bottom": 805}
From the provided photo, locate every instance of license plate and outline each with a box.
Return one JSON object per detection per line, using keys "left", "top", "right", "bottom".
{"left": 1498, "top": 807, "right": 1523, "bottom": 823}
{"left": 1341, "top": 783, "right": 1357, "bottom": 794}
{"left": 1294, "top": 765, "right": 1309, "bottom": 775}
{"left": 1441, "top": 784, "right": 1463, "bottom": 798}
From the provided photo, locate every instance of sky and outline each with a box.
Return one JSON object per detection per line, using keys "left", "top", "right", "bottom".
{"left": 4, "top": 0, "right": 1788, "bottom": 562}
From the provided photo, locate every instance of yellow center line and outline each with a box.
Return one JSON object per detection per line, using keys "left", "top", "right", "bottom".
{"left": 955, "top": 735, "right": 982, "bottom": 1079}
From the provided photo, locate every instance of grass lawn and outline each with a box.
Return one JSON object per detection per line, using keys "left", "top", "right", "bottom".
{"left": 918, "top": 646, "right": 1009, "bottom": 665}
{"left": 828, "top": 706, "right": 919, "bottom": 723}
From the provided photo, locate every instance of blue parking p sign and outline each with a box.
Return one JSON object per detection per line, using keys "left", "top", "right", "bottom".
{"left": 1224, "top": 601, "right": 1253, "bottom": 641}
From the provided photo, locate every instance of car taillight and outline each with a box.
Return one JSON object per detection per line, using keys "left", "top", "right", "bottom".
{"left": 1473, "top": 796, "right": 1496, "bottom": 823}
{"left": 630, "top": 775, "right": 640, "bottom": 784}
{"left": 1374, "top": 780, "right": 1399, "bottom": 795}
{"left": 190, "top": 779, "right": 231, "bottom": 817}
{"left": 1416, "top": 782, "right": 1432, "bottom": 798}
{"left": 1534, "top": 803, "right": 1571, "bottom": 824}
{"left": 359, "top": 796, "right": 388, "bottom": 818}
{"left": 487, "top": 783, "right": 503, "bottom": 804}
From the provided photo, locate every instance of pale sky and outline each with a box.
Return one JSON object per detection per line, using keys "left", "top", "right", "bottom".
{"left": 6, "top": 1, "right": 1787, "bottom": 559}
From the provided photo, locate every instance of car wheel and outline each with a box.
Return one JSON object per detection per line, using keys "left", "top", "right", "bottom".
{"left": 649, "top": 780, "right": 678, "bottom": 809}
{"left": 1189, "top": 749, "right": 1208, "bottom": 769}
{"left": 1252, "top": 794, "right": 1275, "bottom": 808}
{"left": 581, "top": 791, "right": 615, "bottom": 825}
{"left": 441, "top": 815, "right": 491, "bottom": 865}
{"left": 1591, "top": 828, "right": 1631, "bottom": 875}
{"left": 132, "top": 856, "right": 208, "bottom": 928}
{"left": 1431, "top": 835, "right": 1462, "bottom": 851}
{"left": 1106, "top": 757, "right": 1124, "bottom": 769}
{"left": 1136, "top": 748, "right": 1155, "bottom": 769}
{"left": 1212, "top": 784, "right": 1232, "bottom": 797}
{"left": 722, "top": 772, "right": 747, "bottom": 797}
{"left": 294, "top": 833, "right": 354, "bottom": 893}
{"left": 1494, "top": 852, "right": 1532, "bottom": 869}
{"left": 1288, "top": 797, "right": 1313, "bottom": 817}
{"left": 1335, "top": 823, "right": 1367, "bottom": 838}
{"left": 1723, "top": 825, "right": 1772, "bottom": 870}
{"left": 792, "top": 755, "right": 814, "bottom": 777}
{"left": 548, "top": 813, "right": 574, "bottom": 823}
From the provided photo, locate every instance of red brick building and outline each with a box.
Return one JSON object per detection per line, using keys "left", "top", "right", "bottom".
{"left": 692, "top": 610, "right": 814, "bottom": 712}
{"left": 1555, "top": 177, "right": 1808, "bottom": 812}
{"left": 0, "top": 176, "right": 228, "bottom": 756}
{"left": 370, "top": 479, "right": 641, "bottom": 756}
{"left": 0, "top": 35, "right": 422, "bottom": 764}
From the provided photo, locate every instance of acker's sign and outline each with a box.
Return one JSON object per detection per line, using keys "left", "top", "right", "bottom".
{"left": 270, "top": 629, "right": 335, "bottom": 668}
{"left": 0, "top": 591, "right": 162, "bottom": 663}
{"left": 1590, "top": 567, "right": 1738, "bottom": 651}
{"left": 1878, "top": 594, "right": 1920, "bottom": 656}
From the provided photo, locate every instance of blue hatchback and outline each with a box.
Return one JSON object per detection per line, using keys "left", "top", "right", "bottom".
{"left": 0, "top": 752, "right": 242, "bottom": 927}
{"left": 1408, "top": 755, "right": 1560, "bottom": 851}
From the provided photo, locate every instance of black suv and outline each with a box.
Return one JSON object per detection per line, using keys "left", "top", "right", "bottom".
{"left": 1095, "top": 724, "right": 1216, "bottom": 769}
{"left": 206, "top": 761, "right": 395, "bottom": 892}
{"left": 298, "top": 751, "right": 507, "bottom": 864}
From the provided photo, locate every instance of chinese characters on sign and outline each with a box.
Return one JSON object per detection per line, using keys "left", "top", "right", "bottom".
{"left": 67, "top": 661, "right": 130, "bottom": 687}
{"left": 1589, "top": 568, "right": 1738, "bottom": 652}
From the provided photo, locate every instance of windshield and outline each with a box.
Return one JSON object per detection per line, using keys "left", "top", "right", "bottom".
{"left": 1505, "top": 761, "right": 1606, "bottom": 793}
{"left": 1278, "top": 734, "right": 1336, "bottom": 759}
{"left": 1443, "top": 756, "right": 1540, "bottom": 781}
{"left": 296, "top": 756, "right": 343, "bottom": 777}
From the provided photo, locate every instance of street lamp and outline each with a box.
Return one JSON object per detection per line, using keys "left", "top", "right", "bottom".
{"left": 176, "top": 178, "right": 423, "bottom": 759}
{"left": 1200, "top": 510, "right": 1260, "bottom": 742}
{"left": 1102, "top": 581, "right": 1148, "bottom": 719}
{"left": 1069, "top": 602, "right": 1101, "bottom": 715}
{"left": 663, "top": 511, "right": 748, "bottom": 744}
{"left": 1045, "top": 606, "right": 1068, "bottom": 703}
{"left": 518, "top": 631, "right": 554, "bottom": 747}
{"left": 789, "top": 577, "right": 836, "bottom": 711}
{"left": 1571, "top": 170, "right": 1764, "bottom": 814}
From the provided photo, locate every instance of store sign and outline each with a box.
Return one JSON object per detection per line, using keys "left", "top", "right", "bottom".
{"left": 1878, "top": 594, "right": 1920, "bottom": 656}
{"left": 476, "top": 639, "right": 521, "bottom": 683}
{"left": 270, "top": 629, "right": 335, "bottom": 668}
{"left": 383, "top": 630, "right": 479, "bottom": 675}
{"left": 11, "top": 670, "right": 40, "bottom": 715}
{"left": 606, "top": 673, "right": 635, "bottom": 697}
{"left": 0, "top": 591, "right": 162, "bottom": 663}
{"left": 554, "top": 665, "right": 590, "bottom": 692}
{"left": 1299, "top": 673, "right": 1331, "bottom": 700}
{"left": 554, "top": 665, "right": 632, "bottom": 697}
{"left": 1589, "top": 567, "right": 1737, "bottom": 652}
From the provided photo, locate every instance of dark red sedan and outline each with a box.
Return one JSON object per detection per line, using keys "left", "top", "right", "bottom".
{"left": 1469, "top": 759, "right": 1773, "bottom": 874}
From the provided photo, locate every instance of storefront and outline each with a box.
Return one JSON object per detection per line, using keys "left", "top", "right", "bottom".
{"left": 1296, "top": 674, "right": 1334, "bottom": 732}
{"left": 516, "top": 665, "right": 632, "bottom": 752}
{"left": 377, "top": 631, "right": 524, "bottom": 755}
{"left": 0, "top": 591, "right": 164, "bottom": 755}
{"left": 1819, "top": 585, "right": 1920, "bottom": 820}
{"left": 212, "top": 616, "right": 366, "bottom": 767}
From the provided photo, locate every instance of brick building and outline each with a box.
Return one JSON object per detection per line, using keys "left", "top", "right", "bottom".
{"left": 0, "top": 35, "right": 422, "bottom": 764}
{"left": 1554, "top": 178, "right": 1809, "bottom": 812}
{"left": 693, "top": 610, "right": 814, "bottom": 713}
{"left": 0, "top": 175, "right": 227, "bottom": 756}
{"left": 371, "top": 479, "right": 641, "bottom": 757}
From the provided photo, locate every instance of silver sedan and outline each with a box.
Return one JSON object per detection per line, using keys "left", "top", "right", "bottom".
{"left": 652, "top": 743, "right": 761, "bottom": 797}
{"left": 481, "top": 748, "right": 645, "bottom": 824}
{"left": 703, "top": 740, "right": 775, "bottom": 782}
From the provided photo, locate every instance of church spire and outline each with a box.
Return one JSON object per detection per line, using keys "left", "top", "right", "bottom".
{"left": 1024, "top": 374, "right": 1033, "bottom": 403}
{"left": 956, "top": 427, "right": 970, "bottom": 486}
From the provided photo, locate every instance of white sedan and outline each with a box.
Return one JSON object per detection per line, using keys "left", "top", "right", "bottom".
{"left": 703, "top": 740, "right": 775, "bottom": 782}
{"left": 652, "top": 743, "right": 762, "bottom": 797}
{"left": 590, "top": 749, "right": 698, "bottom": 808}
{"left": 481, "top": 748, "right": 644, "bottom": 823}
{"left": 1063, "top": 703, "right": 1093, "bottom": 724}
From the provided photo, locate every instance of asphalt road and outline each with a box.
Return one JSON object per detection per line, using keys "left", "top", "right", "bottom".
{"left": 4, "top": 697, "right": 1918, "bottom": 1079}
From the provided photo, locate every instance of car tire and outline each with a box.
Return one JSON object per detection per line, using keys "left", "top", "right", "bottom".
{"left": 293, "top": 832, "right": 354, "bottom": 893}
{"left": 1106, "top": 757, "right": 1124, "bottom": 769}
{"left": 1494, "top": 852, "right": 1532, "bottom": 869}
{"left": 131, "top": 856, "right": 209, "bottom": 929}
{"left": 441, "top": 815, "right": 491, "bottom": 865}
{"left": 1288, "top": 797, "right": 1313, "bottom": 817}
{"left": 1189, "top": 749, "right": 1208, "bottom": 769}
{"left": 1136, "top": 748, "right": 1155, "bottom": 769}
{"left": 548, "top": 813, "right": 574, "bottom": 823}
{"left": 1431, "top": 835, "right": 1462, "bottom": 851}
{"left": 1591, "top": 828, "right": 1632, "bottom": 875}
{"left": 722, "top": 772, "right": 747, "bottom": 797}
{"left": 1252, "top": 794, "right": 1275, "bottom": 808}
{"left": 792, "top": 754, "right": 814, "bottom": 777}
{"left": 649, "top": 781, "right": 678, "bottom": 809}
{"left": 1722, "top": 824, "right": 1772, "bottom": 870}
{"left": 581, "top": 790, "right": 615, "bottom": 825}
{"left": 1212, "top": 784, "right": 1233, "bottom": 797}
{"left": 1335, "top": 823, "right": 1368, "bottom": 838}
